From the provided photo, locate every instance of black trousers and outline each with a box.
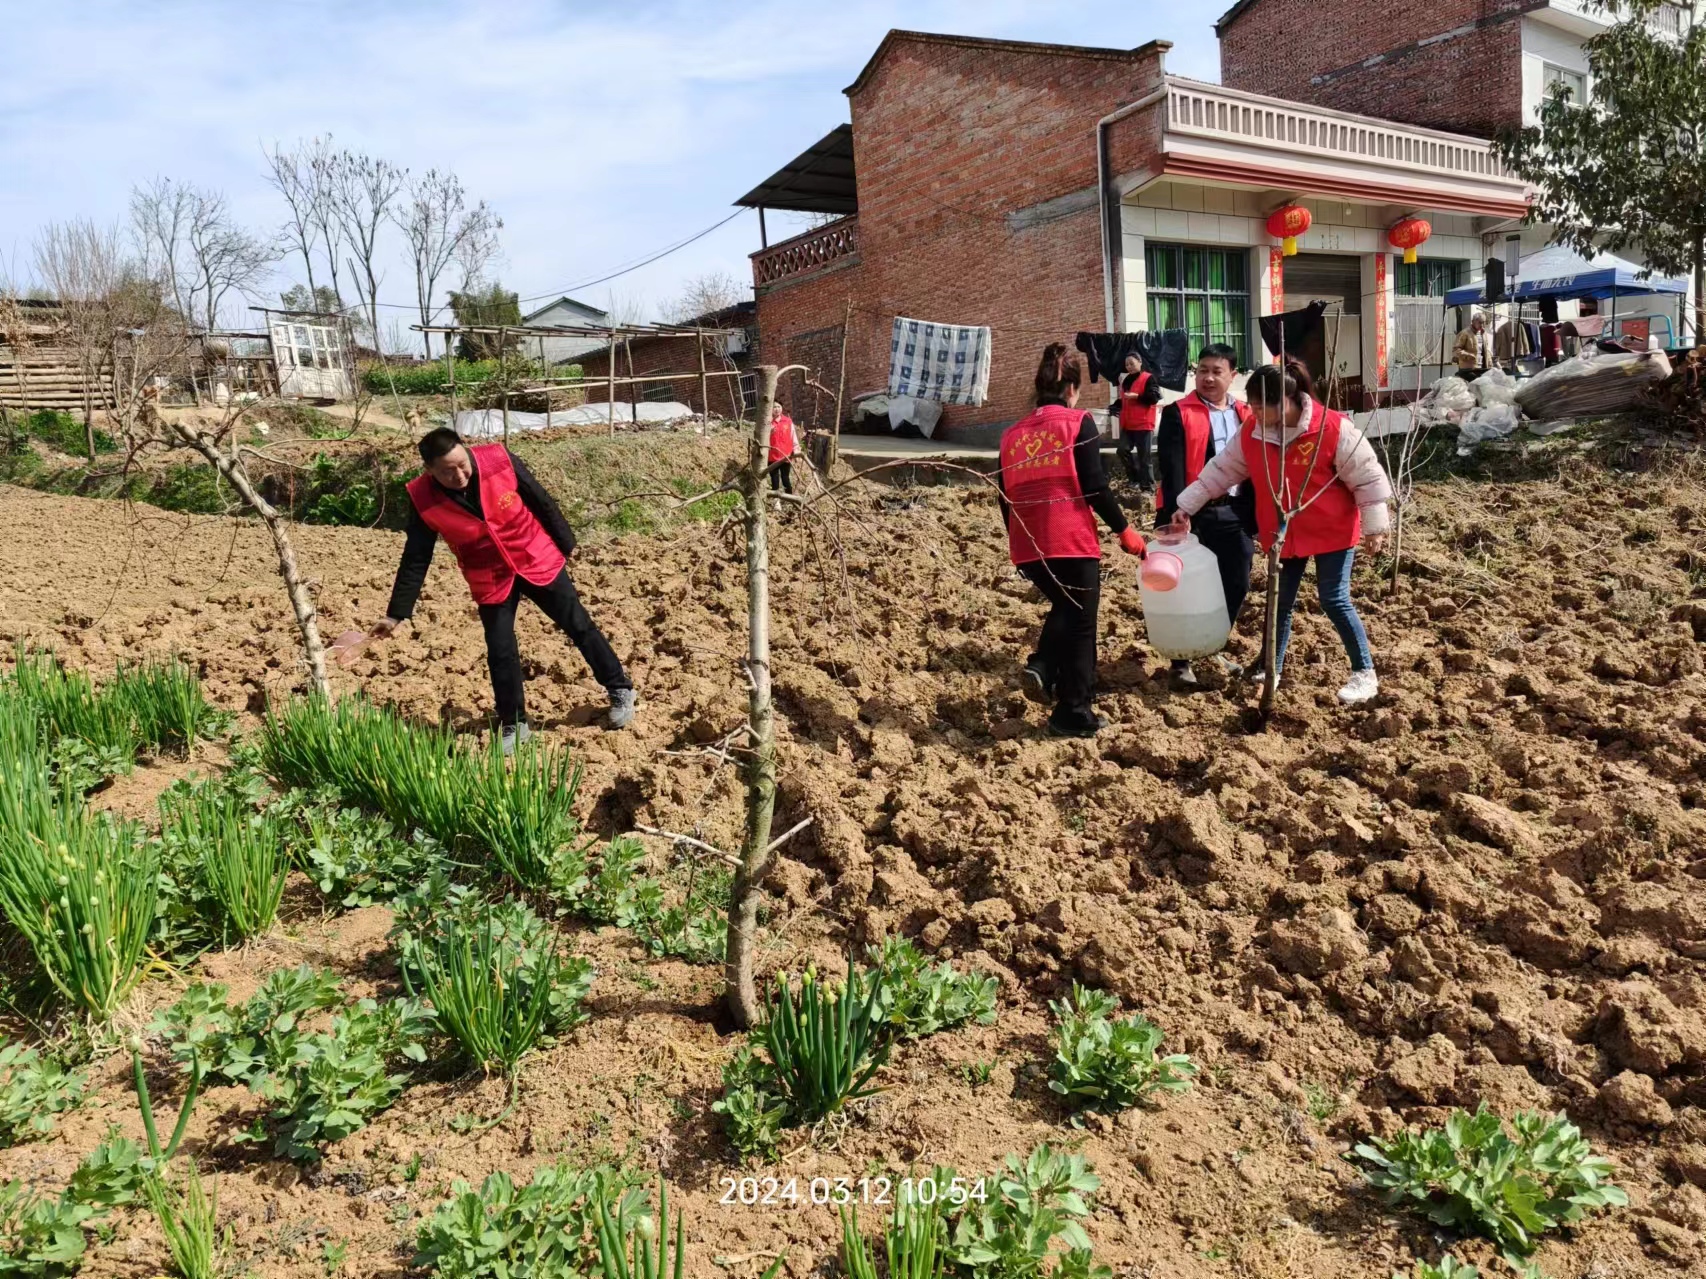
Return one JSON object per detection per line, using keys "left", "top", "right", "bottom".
{"left": 1019, "top": 557, "right": 1101, "bottom": 732}
{"left": 769, "top": 462, "right": 793, "bottom": 494}
{"left": 477, "top": 570, "right": 630, "bottom": 727}
{"left": 1118, "top": 429, "right": 1153, "bottom": 488}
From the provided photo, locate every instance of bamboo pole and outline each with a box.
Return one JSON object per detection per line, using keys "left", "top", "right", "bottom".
{"left": 625, "top": 334, "right": 637, "bottom": 426}
{"left": 830, "top": 296, "right": 851, "bottom": 469}
{"left": 607, "top": 325, "right": 617, "bottom": 437}
{"left": 697, "top": 326, "right": 709, "bottom": 425}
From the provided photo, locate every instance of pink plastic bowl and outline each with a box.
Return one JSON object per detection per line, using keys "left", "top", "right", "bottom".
{"left": 1141, "top": 552, "right": 1182, "bottom": 592}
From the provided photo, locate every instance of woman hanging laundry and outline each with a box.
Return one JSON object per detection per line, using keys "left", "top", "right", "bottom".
{"left": 997, "top": 343, "right": 1146, "bottom": 737}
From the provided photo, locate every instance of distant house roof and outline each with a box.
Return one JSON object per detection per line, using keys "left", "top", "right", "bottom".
{"left": 844, "top": 30, "right": 1171, "bottom": 95}
{"left": 572, "top": 301, "right": 756, "bottom": 364}
{"left": 521, "top": 296, "right": 610, "bottom": 326}
{"left": 734, "top": 125, "right": 857, "bottom": 216}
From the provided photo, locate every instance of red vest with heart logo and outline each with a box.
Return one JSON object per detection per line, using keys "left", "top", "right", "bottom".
{"left": 1245, "top": 399, "right": 1361, "bottom": 558}
{"left": 405, "top": 444, "right": 565, "bottom": 604}
{"left": 999, "top": 404, "right": 1101, "bottom": 564}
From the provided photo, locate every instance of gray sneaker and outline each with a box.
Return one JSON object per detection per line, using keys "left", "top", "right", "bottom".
{"left": 500, "top": 721, "right": 533, "bottom": 756}
{"left": 608, "top": 687, "right": 637, "bottom": 729}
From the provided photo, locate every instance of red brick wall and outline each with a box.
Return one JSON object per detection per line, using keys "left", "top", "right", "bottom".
{"left": 576, "top": 336, "right": 749, "bottom": 418}
{"left": 753, "top": 36, "right": 1168, "bottom": 435}
{"left": 1218, "top": 0, "right": 1534, "bottom": 137}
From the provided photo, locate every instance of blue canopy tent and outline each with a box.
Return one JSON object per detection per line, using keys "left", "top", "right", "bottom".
{"left": 1445, "top": 244, "right": 1687, "bottom": 305}
{"left": 1443, "top": 245, "right": 1687, "bottom": 352}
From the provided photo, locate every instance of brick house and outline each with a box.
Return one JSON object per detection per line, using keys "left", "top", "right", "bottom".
{"left": 1216, "top": 0, "right": 1692, "bottom": 138}
{"left": 737, "top": 29, "right": 1527, "bottom": 440}
{"left": 571, "top": 302, "right": 755, "bottom": 418}
{"left": 1216, "top": 1, "right": 1697, "bottom": 338}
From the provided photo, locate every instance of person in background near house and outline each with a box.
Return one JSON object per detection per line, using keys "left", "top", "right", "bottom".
{"left": 1115, "top": 353, "right": 1161, "bottom": 489}
{"left": 1155, "top": 342, "right": 1258, "bottom": 687}
{"left": 768, "top": 401, "right": 798, "bottom": 495}
{"left": 1454, "top": 312, "right": 1493, "bottom": 378}
{"left": 997, "top": 343, "right": 1147, "bottom": 738}
{"left": 372, "top": 428, "right": 636, "bottom": 750}
{"left": 1166, "top": 360, "right": 1392, "bottom": 705}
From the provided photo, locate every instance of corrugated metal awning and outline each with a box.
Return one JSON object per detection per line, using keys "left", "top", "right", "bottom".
{"left": 734, "top": 124, "right": 857, "bottom": 214}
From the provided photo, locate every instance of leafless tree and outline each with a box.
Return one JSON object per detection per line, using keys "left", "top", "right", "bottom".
{"left": 185, "top": 194, "right": 277, "bottom": 333}
{"left": 326, "top": 150, "right": 407, "bottom": 357}
{"left": 304, "top": 137, "right": 346, "bottom": 305}
{"left": 665, "top": 270, "right": 746, "bottom": 324}
{"left": 263, "top": 138, "right": 325, "bottom": 297}
{"left": 395, "top": 168, "right": 501, "bottom": 357}
{"left": 132, "top": 179, "right": 276, "bottom": 333}
{"left": 32, "top": 220, "right": 147, "bottom": 457}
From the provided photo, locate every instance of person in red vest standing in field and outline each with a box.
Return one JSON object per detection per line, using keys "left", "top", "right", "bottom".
{"left": 1167, "top": 360, "right": 1392, "bottom": 705}
{"left": 768, "top": 401, "right": 798, "bottom": 495}
{"left": 372, "top": 428, "right": 636, "bottom": 750}
{"left": 1155, "top": 342, "right": 1259, "bottom": 687}
{"left": 997, "top": 343, "right": 1146, "bottom": 738}
{"left": 1115, "top": 353, "right": 1161, "bottom": 490}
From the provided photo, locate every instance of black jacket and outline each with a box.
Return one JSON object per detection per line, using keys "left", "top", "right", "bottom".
{"left": 1154, "top": 402, "right": 1257, "bottom": 534}
{"left": 385, "top": 450, "right": 576, "bottom": 620}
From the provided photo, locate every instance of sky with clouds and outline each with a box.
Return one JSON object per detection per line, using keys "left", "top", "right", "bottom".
{"left": 0, "top": 1, "right": 1220, "bottom": 346}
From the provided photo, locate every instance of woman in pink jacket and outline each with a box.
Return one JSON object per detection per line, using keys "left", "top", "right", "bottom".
{"left": 1167, "top": 360, "right": 1392, "bottom": 704}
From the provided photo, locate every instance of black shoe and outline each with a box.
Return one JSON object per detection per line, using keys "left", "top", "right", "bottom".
{"left": 1170, "top": 660, "right": 1200, "bottom": 689}
{"left": 1048, "top": 713, "right": 1109, "bottom": 739}
{"left": 1021, "top": 661, "right": 1053, "bottom": 704}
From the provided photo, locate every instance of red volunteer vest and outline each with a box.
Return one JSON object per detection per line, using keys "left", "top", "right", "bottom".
{"left": 1118, "top": 371, "right": 1157, "bottom": 433}
{"left": 768, "top": 414, "right": 797, "bottom": 464}
{"left": 1245, "top": 400, "right": 1361, "bottom": 559}
{"left": 1156, "top": 393, "right": 1257, "bottom": 513}
{"left": 405, "top": 444, "right": 566, "bottom": 605}
{"left": 999, "top": 404, "right": 1101, "bottom": 565}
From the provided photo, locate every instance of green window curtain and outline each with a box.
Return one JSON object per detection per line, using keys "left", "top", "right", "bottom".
{"left": 1144, "top": 245, "right": 1253, "bottom": 366}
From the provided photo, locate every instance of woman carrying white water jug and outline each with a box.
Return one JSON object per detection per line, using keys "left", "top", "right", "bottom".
{"left": 1166, "top": 359, "right": 1393, "bottom": 705}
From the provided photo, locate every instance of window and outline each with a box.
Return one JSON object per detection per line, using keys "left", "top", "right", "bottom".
{"left": 1395, "top": 259, "right": 1466, "bottom": 298}
{"left": 1543, "top": 63, "right": 1586, "bottom": 104}
{"left": 1145, "top": 245, "right": 1249, "bottom": 365}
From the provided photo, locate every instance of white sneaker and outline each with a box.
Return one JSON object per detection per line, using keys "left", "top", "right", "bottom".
{"left": 1337, "top": 669, "right": 1379, "bottom": 704}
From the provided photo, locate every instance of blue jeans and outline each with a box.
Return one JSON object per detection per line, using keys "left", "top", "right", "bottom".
{"left": 1275, "top": 548, "right": 1372, "bottom": 674}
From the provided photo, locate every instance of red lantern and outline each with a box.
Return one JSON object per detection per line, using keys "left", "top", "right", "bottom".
{"left": 1388, "top": 217, "right": 1432, "bottom": 265}
{"left": 1265, "top": 204, "right": 1312, "bottom": 257}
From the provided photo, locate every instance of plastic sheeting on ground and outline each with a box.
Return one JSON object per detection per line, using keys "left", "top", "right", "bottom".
{"left": 455, "top": 402, "right": 696, "bottom": 436}
{"left": 852, "top": 394, "right": 945, "bottom": 439}
{"left": 1512, "top": 350, "right": 1673, "bottom": 420}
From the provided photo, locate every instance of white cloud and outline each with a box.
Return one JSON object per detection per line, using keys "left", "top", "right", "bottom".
{"left": 0, "top": 0, "right": 1219, "bottom": 334}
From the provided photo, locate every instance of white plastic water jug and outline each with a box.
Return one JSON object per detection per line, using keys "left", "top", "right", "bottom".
{"left": 1138, "top": 531, "right": 1231, "bottom": 659}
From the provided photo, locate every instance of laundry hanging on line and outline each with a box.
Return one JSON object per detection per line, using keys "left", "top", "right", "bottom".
{"left": 1073, "top": 330, "right": 1190, "bottom": 391}
{"left": 887, "top": 317, "right": 993, "bottom": 406}
{"left": 1258, "top": 301, "right": 1327, "bottom": 362}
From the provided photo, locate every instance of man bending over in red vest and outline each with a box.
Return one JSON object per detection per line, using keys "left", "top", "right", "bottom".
{"left": 371, "top": 428, "right": 635, "bottom": 749}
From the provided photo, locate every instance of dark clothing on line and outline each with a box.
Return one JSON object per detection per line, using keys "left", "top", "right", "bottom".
{"left": 1258, "top": 301, "right": 1327, "bottom": 362}
{"left": 385, "top": 450, "right": 577, "bottom": 621}
{"left": 995, "top": 403, "right": 1128, "bottom": 539}
{"left": 1539, "top": 296, "right": 1559, "bottom": 325}
{"left": 1019, "top": 557, "right": 1102, "bottom": 734}
{"left": 769, "top": 462, "right": 793, "bottom": 494}
{"left": 1118, "top": 428, "right": 1153, "bottom": 488}
{"left": 479, "top": 570, "right": 631, "bottom": 727}
{"left": 1074, "top": 330, "right": 1190, "bottom": 390}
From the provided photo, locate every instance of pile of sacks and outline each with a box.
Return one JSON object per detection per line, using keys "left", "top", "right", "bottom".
{"left": 1414, "top": 348, "right": 1676, "bottom": 453}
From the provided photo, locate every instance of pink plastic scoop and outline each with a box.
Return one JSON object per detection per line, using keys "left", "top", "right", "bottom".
{"left": 1141, "top": 552, "right": 1182, "bottom": 592}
